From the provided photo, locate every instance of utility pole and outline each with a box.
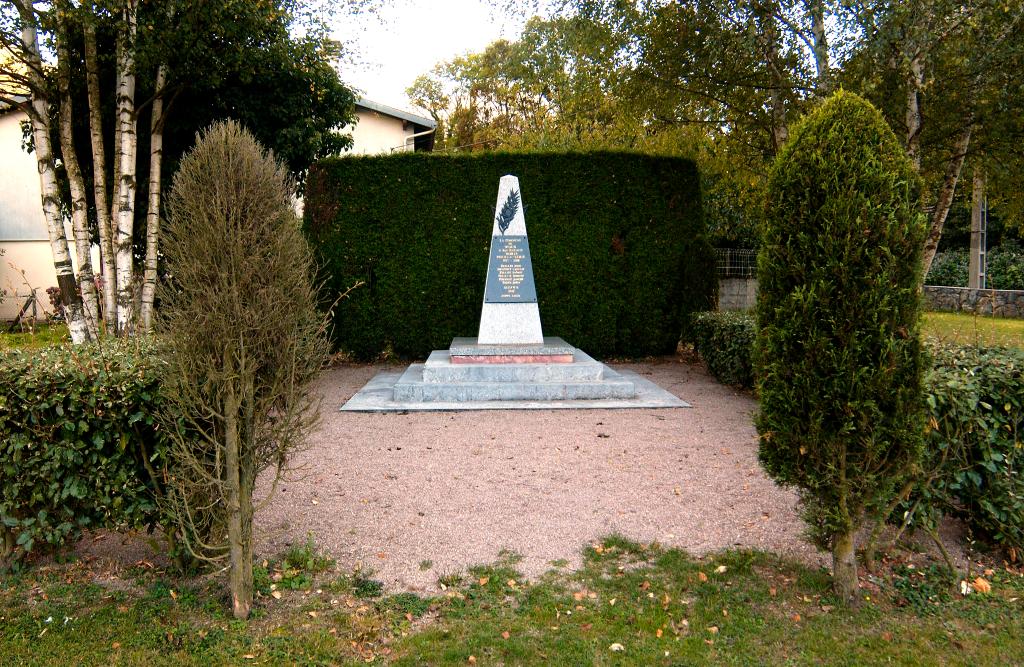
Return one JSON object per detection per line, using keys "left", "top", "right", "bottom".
{"left": 968, "top": 169, "right": 987, "bottom": 289}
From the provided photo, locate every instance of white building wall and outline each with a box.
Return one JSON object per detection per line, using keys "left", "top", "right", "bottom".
{"left": 346, "top": 110, "right": 415, "bottom": 155}
{"left": 0, "top": 110, "right": 55, "bottom": 320}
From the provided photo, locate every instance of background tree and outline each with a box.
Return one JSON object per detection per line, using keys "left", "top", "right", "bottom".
{"left": 158, "top": 121, "right": 329, "bottom": 620}
{"left": 755, "top": 92, "right": 927, "bottom": 603}
{"left": 0, "top": 0, "right": 359, "bottom": 336}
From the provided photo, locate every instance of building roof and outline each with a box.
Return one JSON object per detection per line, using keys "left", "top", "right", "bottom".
{"left": 0, "top": 95, "right": 28, "bottom": 116}
{"left": 355, "top": 97, "right": 436, "bottom": 130}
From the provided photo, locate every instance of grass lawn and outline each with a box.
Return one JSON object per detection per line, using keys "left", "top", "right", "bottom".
{"left": 923, "top": 311, "right": 1024, "bottom": 348}
{"left": 0, "top": 322, "right": 70, "bottom": 350}
{"left": 2, "top": 536, "right": 1021, "bottom": 666}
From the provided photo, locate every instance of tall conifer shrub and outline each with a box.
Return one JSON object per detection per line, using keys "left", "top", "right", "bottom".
{"left": 755, "top": 91, "right": 927, "bottom": 604}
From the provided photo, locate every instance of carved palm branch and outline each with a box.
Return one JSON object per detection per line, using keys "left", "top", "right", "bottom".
{"left": 496, "top": 189, "right": 520, "bottom": 235}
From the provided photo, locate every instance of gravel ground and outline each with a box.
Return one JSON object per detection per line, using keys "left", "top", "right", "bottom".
{"left": 252, "top": 358, "right": 824, "bottom": 592}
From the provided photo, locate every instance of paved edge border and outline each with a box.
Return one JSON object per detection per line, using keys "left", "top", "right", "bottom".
{"left": 340, "top": 368, "right": 691, "bottom": 412}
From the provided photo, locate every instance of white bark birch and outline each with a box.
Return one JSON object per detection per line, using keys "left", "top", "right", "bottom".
{"left": 57, "top": 19, "right": 101, "bottom": 338}
{"left": 140, "top": 62, "right": 167, "bottom": 332}
{"left": 921, "top": 121, "right": 972, "bottom": 276}
{"left": 114, "top": 0, "right": 139, "bottom": 335}
{"left": 14, "top": 1, "right": 91, "bottom": 343}
{"left": 905, "top": 55, "right": 924, "bottom": 171}
{"left": 84, "top": 20, "right": 118, "bottom": 325}
{"left": 806, "top": 0, "right": 830, "bottom": 95}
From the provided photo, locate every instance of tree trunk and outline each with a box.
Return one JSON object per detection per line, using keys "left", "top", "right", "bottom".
{"left": 84, "top": 20, "right": 118, "bottom": 325}
{"left": 833, "top": 528, "right": 858, "bottom": 605}
{"left": 57, "top": 20, "right": 101, "bottom": 339}
{"left": 760, "top": 3, "right": 788, "bottom": 154}
{"left": 922, "top": 122, "right": 972, "bottom": 276}
{"left": 15, "top": 1, "right": 90, "bottom": 344}
{"left": 140, "top": 63, "right": 168, "bottom": 332}
{"left": 114, "top": 1, "right": 139, "bottom": 335}
{"left": 905, "top": 55, "right": 924, "bottom": 171}
{"left": 807, "top": 0, "right": 830, "bottom": 95}
{"left": 224, "top": 378, "right": 252, "bottom": 620}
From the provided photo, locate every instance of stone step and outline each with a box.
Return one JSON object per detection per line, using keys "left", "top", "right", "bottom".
{"left": 393, "top": 363, "right": 636, "bottom": 402}
{"left": 422, "top": 350, "right": 605, "bottom": 383}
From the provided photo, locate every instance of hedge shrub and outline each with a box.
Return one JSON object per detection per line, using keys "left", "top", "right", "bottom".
{"left": 689, "top": 311, "right": 755, "bottom": 388}
{"left": 0, "top": 341, "right": 167, "bottom": 561}
{"left": 927, "top": 242, "right": 1024, "bottom": 290}
{"left": 304, "top": 151, "right": 716, "bottom": 359}
{"left": 918, "top": 344, "right": 1024, "bottom": 553}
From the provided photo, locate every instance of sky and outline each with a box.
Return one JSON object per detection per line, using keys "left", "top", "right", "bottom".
{"left": 330, "top": 0, "right": 530, "bottom": 113}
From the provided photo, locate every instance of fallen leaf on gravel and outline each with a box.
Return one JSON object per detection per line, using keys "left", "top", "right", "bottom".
{"left": 820, "top": 605, "right": 834, "bottom": 613}
{"left": 698, "top": 572, "right": 708, "bottom": 582}
{"left": 769, "top": 587, "right": 777, "bottom": 597}
{"left": 640, "top": 580, "right": 650, "bottom": 590}
{"left": 507, "top": 579, "right": 517, "bottom": 588}
{"left": 974, "top": 577, "right": 992, "bottom": 594}
{"left": 467, "top": 656, "right": 476, "bottom": 664}
{"left": 479, "top": 577, "right": 489, "bottom": 586}
{"left": 662, "top": 593, "right": 671, "bottom": 609}
{"left": 722, "top": 609, "right": 728, "bottom": 617}
{"left": 311, "top": 499, "right": 319, "bottom": 505}
{"left": 308, "top": 611, "right": 318, "bottom": 618}
{"left": 573, "top": 591, "right": 585, "bottom": 601}
{"left": 112, "top": 642, "right": 121, "bottom": 650}
{"left": 593, "top": 544, "right": 604, "bottom": 554}
{"left": 502, "top": 631, "right": 510, "bottom": 639}
{"left": 656, "top": 629, "right": 663, "bottom": 638}
{"left": 881, "top": 631, "right": 893, "bottom": 642}
{"left": 588, "top": 592, "right": 597, "bottom": 599}
{"left": 715, "top": 566, "right": 728, "bottom": 574}
{"left": 377, "top": 552, "right": 387, "bottom": 559}
{"left": 271, "top": 590, "right": 282, "bottom": 600}
{"left": 581, "top": 623, "right": 593, "bottom": 631}
{"left": 169, "top": 590, "right": 177, "bottom": 600}
{"left": 673, "top": 487, "right": 681, "bottom": 496}
{"left": 705, "top": 639, "right": 714, "bottom": 646}
{"left": 708, "top": 626, "right": 719, "bottom": 634}
{"left": 609, "top": 598, "right": 617, "bottom": 606}
{"left": 791, "top": 613, "right": 801, "bottom": 623}
{"left": 609, "top": 643, "right": 625, "bottom": 652}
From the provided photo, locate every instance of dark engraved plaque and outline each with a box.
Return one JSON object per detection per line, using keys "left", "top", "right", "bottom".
{"left": 484, "top": 235, "right": 538, "bottom": 303}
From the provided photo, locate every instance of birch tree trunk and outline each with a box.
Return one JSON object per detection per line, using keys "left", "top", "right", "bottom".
{"left": 807, "top": 0, "right": 830, "bottom": 95}
{"left": 140, "top": 63, "right": 167, "bottom": 332}
{"left": 922, "top": 121, "right": 972, "bottom": 276}
{"left": 114, "top": 0, "right": 139, "bottom": 335}
{"left": 84, "top": 21, "right": 118, "bottom": 325}
{"left": 57, "top": 19, "right": 101, "bottom": 339}
{"left": 14, "top": 1, "right": 91, "bottom": 344}
{"left": 904, "top": 55, "right": 924, "bottom": 170}
{"left": 760, "top": 3, "right": 788, "bottom": 154}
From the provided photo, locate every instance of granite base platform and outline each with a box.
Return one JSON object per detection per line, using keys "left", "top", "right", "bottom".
{"left": 341, "top": 337, "right": 690, "bottom": 412}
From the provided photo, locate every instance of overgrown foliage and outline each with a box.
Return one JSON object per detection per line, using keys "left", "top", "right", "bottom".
{"left": 305, "top": 151, "right": 715, "bottom": 359}
{"left": 159, "top": 121, "right": 329, "bottom": 619}
{"left": 894, "top": 345, "right": 1024, "bottom": 559}
{"left": 0, "top": 341, "right": 166, "bottom": 563}
{"left": 688, "top": 311, "right": 755, "bottom": 388}
{"left": 927, "top": 242, "right": 1024, "bottom": 289}
{"left": 755, "top": 92, "right": 927, "bottom": 603}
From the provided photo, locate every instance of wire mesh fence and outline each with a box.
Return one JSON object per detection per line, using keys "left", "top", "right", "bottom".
{"left": 715, "top": 248, "right": 758, "bottom": 279}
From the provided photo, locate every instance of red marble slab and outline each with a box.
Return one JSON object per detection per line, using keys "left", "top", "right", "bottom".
{"left": 450, "top": 354, "right": 574, "bottom": 364}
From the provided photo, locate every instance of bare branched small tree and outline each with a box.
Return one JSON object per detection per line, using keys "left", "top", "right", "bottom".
{"left": 158, "top": 120, "right": 329, "bottom": 620}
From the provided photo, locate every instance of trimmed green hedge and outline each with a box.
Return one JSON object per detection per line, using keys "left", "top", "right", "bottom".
{"left": 689, "top": 311, "right": 755, "bottom": 387}
{"left": 0, "top": 342, "right": 167, "bottom": 561}
{"left": 304, "top": 152, "right": 716, "bottom": 359}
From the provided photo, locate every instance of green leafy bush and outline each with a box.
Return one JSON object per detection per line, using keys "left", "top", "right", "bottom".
{"left": 689, "top": 311, "right": 755, "bottom": 388}
{"left": 926, "top": 249, "right": 969, "bottom": 287}
{"left": 926, "top": 242, "right": 1024, "bottom": 290}
{"left": 304, "top": 151, "right": 716, "bottom": 359}
{"left": 917, "top": 344, "right": 1024, "bottom": 553}
{"left": 987, "top": 241, "right": 1024, "bottom": 291}
{"left": 0, "top": 341, "right": 167, "bottom": 561}
{"left": 755, "top": 91, "right": 927, "bottom": 601}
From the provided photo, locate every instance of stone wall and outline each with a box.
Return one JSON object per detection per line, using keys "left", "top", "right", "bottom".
{"left": 718, "top": 278, "right": 758, "bottom": 312}
{"left": 923, "top": 285, "right": 1024, "bottom": 318}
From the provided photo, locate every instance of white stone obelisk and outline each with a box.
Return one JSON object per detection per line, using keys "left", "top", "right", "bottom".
{"left": 478, "top": 175, "right": 544, "bottom": 345}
